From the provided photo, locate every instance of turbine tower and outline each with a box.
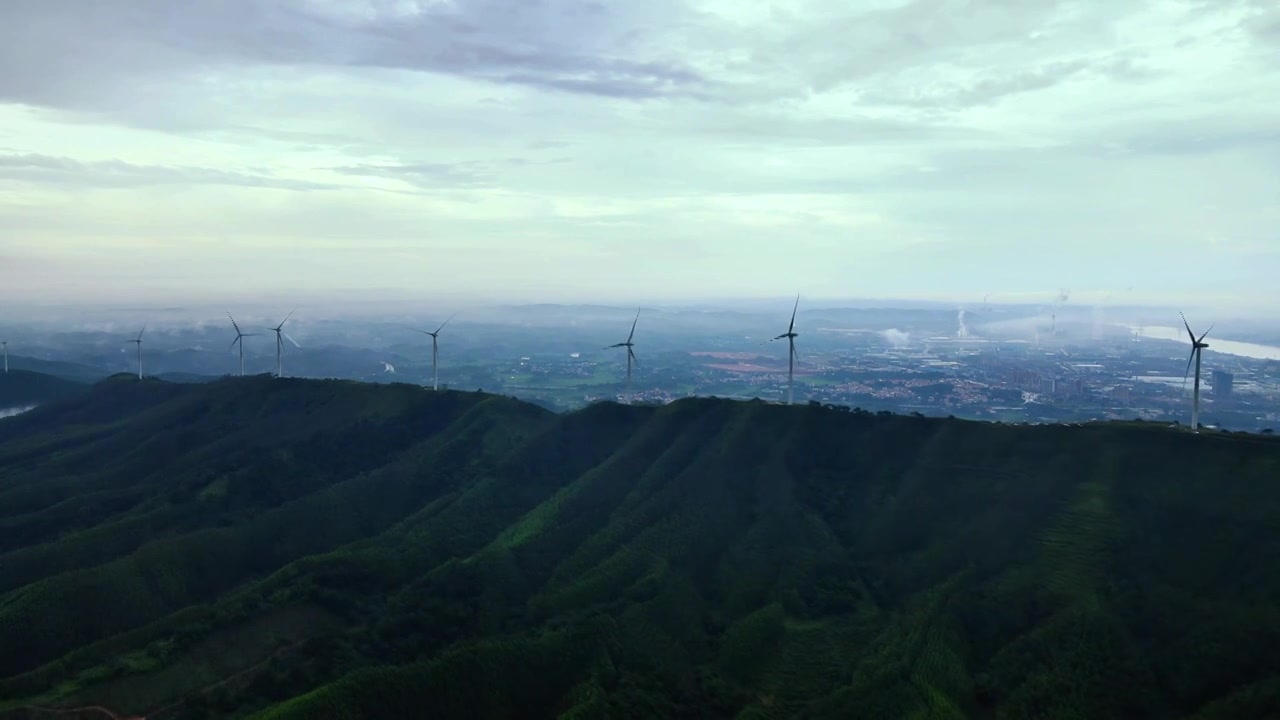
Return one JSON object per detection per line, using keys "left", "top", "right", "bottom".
{"left": 127, "top": 325, "right": 145, "bottom": 379}
{"left": 227, "top": 311, "right": 259, "bottom": 377}
{"left": 409, "top": 314, "right": 454, "bottom": 391}
{"left": 1181, "top": 312, "right": 1213, "bottom": 433}
{"left": 2, "top": 341, "right": 7, "bottom": 374}
{"left": 268, "top": 309, "right": 298, "bottom": 378}
{"left": 606, "top": 309, "right": 640, "bottom": 404}
{"left": 773, "top": 296, "right": 800, "bottom": 405}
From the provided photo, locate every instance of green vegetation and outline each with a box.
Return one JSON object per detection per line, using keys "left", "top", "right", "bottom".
{"left": 0, "top": 370, "right": 88, "bottom": 409}
{"left": 0, "top": 378, "right": 1278, "bottom": 718}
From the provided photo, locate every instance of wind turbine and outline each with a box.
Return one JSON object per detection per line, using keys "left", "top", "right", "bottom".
{"left": 1181, "top": 312, "right": 1213, "bottom": 433}
{"left": 408, "top": 314, "right": 454, "bottom": 391}
{"left": 773, "top": 296, "right": 800, "bottom": 405}
{"left": 127, "top": 325, "right": 145, "bottom": 379}
{"left": 2, "top": 341, "right": 7, "bottom": 374}
{"left": 606, "top": 309, "right": 640, "bottom": 404}
{"left": 227, "top": 311, "right": 259, "bottom": 377}
{"left": 267, "top": 309, "right": 299, "bottom": 378}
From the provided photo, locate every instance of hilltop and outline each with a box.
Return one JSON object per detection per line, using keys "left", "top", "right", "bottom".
{"left": 0, "top": 378, "right": 1279, "bottom": 719}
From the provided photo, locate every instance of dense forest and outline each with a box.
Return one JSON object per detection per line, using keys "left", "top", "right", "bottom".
{"left": 0, "top": 369, "right": 88, "bottom": 410}
{"left": 0, "top": 374, "right": 1278, "bottom": 719}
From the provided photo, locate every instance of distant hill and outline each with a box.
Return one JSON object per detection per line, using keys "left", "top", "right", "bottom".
{"left": 0, "top": 379, "right": 1278, "bottom": 719}
{"left": 0, "top": 370, "right": 89, "bottom": 410}
{"left": 3, "top": 356, "right": 109, "bottom": 384}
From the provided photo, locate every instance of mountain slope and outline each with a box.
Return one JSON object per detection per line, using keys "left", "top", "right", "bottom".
{"left": 0, "top": 370, "right": 88, "bottom": 411}
{"left": 1, "top": 380, "right": 1278, "bottom": 719}
{"left": 3, "top": 357, "right": 110, "bottom": 385}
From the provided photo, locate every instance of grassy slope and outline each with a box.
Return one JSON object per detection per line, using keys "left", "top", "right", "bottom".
{"left": 0, "top": 381, "right": 1278, "bottom": 719}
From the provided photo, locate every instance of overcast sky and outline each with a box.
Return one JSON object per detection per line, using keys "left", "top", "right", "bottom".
{"left": 0, "top": 0, "right": 1277, "bottom": 309}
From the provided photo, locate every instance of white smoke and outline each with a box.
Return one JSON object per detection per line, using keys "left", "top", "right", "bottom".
{"left": 382, "top": 362, "right": 396, "bottom": 373}
{"left": 957, "top": 309, "right": 970, "bottom": 338}
{"left": 882, "top": 329, "right": 911, "bottom": 348}
{"left": 0, "top": 405, "right": 35, "bottom": 419}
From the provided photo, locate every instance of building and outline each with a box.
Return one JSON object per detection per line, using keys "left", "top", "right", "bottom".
{"left": 1213, "top": 370, "right": 1234, "bottom": 400}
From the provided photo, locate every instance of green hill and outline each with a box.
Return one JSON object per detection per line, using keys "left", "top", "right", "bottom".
{"left": 0, "top": 370, "right": 89, "bottom": 410}
{"left": 0, "top": 379, "right": 1278, "bottom": 719}
{"left": 4, "top": 356, "right": 110, "bottom": 384}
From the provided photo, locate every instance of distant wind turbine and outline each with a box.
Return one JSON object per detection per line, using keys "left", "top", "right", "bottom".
{"left": 606, "top": 309, "right": 640, "bottom": 404}
{"left": 408, "top": 314, "right": 454, "bottom": 391}
{"left": 1181, "top": 312, "right": 1213, "bottom": 433}
{"left": 267, "top": 310, "right": 299, "bottom": 378}
{"left": 127, "top": 325, "right": 146, "bottom": 379}
{"left": 227, "top": 311, "right": 260, "bottom": 377}
{"left": 773, "top": 296, "right": 800, "bottom": 405}
{"left": 2, "top": 341, "right": 7, "bottom": 374}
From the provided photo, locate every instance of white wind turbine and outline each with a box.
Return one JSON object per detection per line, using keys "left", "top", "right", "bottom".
{"left": 1181, "top": 312, "right": 1213, "bottom": 433}
{"left": 606, "top": 309, "right": 640, "bottom": 404}
{"left": 2, "top": 341, "right": 7, "bottom": 374}
{"left": 266, "top": 309, "right": 299, "bottom": 378}
{"left": 773, "top": 296, "right": 800, "bottom": 405}
{"left": 227, "top": 311, "right": 260, "bottom": 377}
{"left": 408, "top": 314, "right": 454, "bottom": 391}
{"left": 127, "top": 325, "right": 146, "bottom": 379}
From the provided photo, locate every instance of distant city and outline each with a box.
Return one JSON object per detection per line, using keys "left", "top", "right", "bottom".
{"left": 2, "top": 302, "right": 1278, "bottom": 433}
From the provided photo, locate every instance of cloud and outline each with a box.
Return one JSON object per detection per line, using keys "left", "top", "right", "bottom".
{"left": 332, "top": 161, "right": 492, "bottom": 188}
{"left": 0, "top": 0, "right": 709, "bottom": 111}
{"left": 0, "top": 1, "right": 1277, "bottom": 309}
{"left": 0, "top": 153, "right": 335, "bottom": 191}
{"left": 860, "top": 56, "right": 1150, "bottom": 109}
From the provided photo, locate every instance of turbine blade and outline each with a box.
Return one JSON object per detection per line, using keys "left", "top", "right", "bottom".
{"left": 277, "top": 307, "right": 296, "bottom": 330}
{"left": 627, "top": 309, "right": 639, "bottom": 343}
{"left": 137, "top": 324, "right": 147, "bottom": 341}
{"left": 284, "top": 332, "right": 301, "bottom": 348}
{"left": 227, "top": 311, "right": 241, "bottom": 335}
{"left": 1180, "top": 312, "right": 1196, "bottom": 343}
{"left": 788, "top": 295, "right": 799, "bottom": 333}
{"left": 606, "top": 342, "right": 626, "bottom": 349}
{"left": 435, "top": 313, "right": 456, "bottom": 334}
{"left": 1184, "top": 348, "right": 1195, "bottom": 385}
{"left": 230, "top": 336, "right": 240, "bottom": 349}
{"left": 629, "top": 347, "right": 639, "bottom": 367}
{"left": 1199, "top": 324, "right": 1214, "bottom": 343}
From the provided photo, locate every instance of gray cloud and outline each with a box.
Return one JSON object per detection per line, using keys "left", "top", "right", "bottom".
{"left": 0, "top": 0, "right": 708, "bottom": 110}
{"left": 0, "top": 153, "right": 335, "bottom": 190}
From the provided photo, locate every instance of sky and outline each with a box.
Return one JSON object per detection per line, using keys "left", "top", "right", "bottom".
{"left": 0, "top": 0, "right": 1277, "bottom": 310}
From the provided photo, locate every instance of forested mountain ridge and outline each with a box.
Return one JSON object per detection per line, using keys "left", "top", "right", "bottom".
{"left": 0, "top": 377, "right": 1278, "bottom": 719}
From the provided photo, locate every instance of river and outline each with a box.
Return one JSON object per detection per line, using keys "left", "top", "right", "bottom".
{"left": 1133, "top": 326, "right": 1280, "bottom": 361}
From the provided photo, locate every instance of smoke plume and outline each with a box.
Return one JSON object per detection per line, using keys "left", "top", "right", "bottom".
{"left": 882, "top": 329, "right": 911, "bottom": 348}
